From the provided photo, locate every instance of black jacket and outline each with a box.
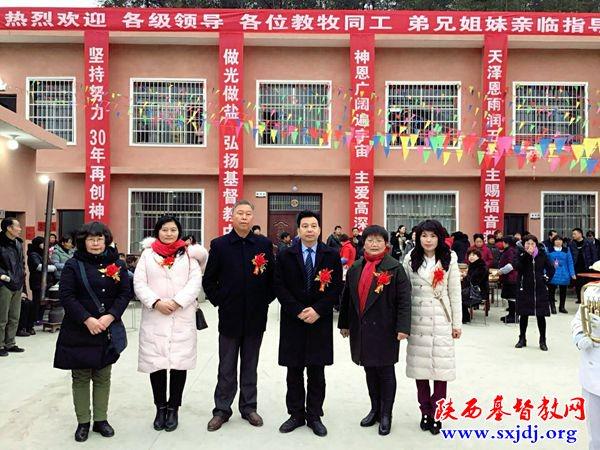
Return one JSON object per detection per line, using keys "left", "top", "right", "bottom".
{"left": 53, "top": 248, "right": 131, "bottom": 370}
{"left": 202, "top": 230, "right": 275, "bottom": 338}
{"left": 568, "top": 239, "right": 598, "bottom": 273}
{"left": 461, "top": 258, "right": 489, "bottom": 304}
{"left": 515, "top": 249, "right": 555, "bottom": 317}
{"left": 338, "top": 254, "right": 412, "bottom": 367}
{"left": 274, "top": 241, "right": 343, "bottom": 367}
{"left": 0, "top": 233, "right": 25, "bottom": 291}
{"left": 451, "top": 234, "right": 471, "bottom": 264}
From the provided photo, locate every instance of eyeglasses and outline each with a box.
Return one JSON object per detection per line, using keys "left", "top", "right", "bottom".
{"left": 365, "top": 238, "right": 385, "bottom": 244}
{"left": 85, "top": 237, "right": 105, "bottom": 244}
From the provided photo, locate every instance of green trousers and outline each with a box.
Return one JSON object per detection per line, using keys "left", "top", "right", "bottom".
{"left": 71, "top": 365, "right": 112, "bottom": 424}
{"left": 0, "top": 285, "right": 21, "bottom": 348}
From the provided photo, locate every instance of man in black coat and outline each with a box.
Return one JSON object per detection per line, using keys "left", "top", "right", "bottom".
{"left": 569, "top": 227, "right": 599, "bottom": 304}
{"left": 273, "top": 210, "right": 343, "bottom": 437}
{"left": 203, "top": 200, "right": 275, "bottom": 431}
{"left": 0, "top": 217, "right": 26, "bottom": 356}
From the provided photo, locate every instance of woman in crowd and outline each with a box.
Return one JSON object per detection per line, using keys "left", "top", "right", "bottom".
{"left": 390, "top": 225, "right": 407, "bottom": 261}
{"left": 134, "top": 215, "right": 202, "bottom": 432}
{"left": 546, "top": 235, "right": 575, "bottom": 314}
{"left": 514, "top": 235, "right": 555, "bottom": 351}
{"left": 53, "top": 222, "right": 131, "bottom": 442}
{"left": 51, "top": 234, "right": 75, "bottom": 281}
{"left": 460, "top": 248, "right": 489, "bottom": 324}
{"left": 403, "top": 227, "right": 418, "bottom": 258}
{"left": 499, "top": 236, "right": 519, "bottom": 324}
{"left": 338, "top": 225, "right": 411, "bottom": 436}
{"left": 403, "top": 219, "right": 462, "bottom": 435}
{"left": 451, "top": 231, "right": 470, "bottom": 264}
{"left": 339, "top": 233, "right": 357, "bottom": 274}
{"left": 466, "top": 233, "right": 493, "bottom": 268}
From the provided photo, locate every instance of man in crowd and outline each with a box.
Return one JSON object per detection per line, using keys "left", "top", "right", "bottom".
{"left": 542, "top": 229, "right": 558, "bottom": 253}
{"left": 351, "top": 227, "right": 364, "bottom": 258}
{"left": 326, "top": 225, "right": 343, "bottom": 250}
{"left": 277, "top": 231, "right": 293, "bottom": 255}
{"left": 0, "top": 217, "right": 26, "bottom": 356}
{"left": 569, "top": 227, "right": 598, "bottom": 304}
{"left": 203, "top": 201, "right": 275, "bottom": 431}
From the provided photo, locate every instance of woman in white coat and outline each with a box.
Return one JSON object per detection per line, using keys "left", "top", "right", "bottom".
{"left": 134, "top": 215, "right": 202, "bottom": 433}
{"left": 571, "top": 284, "right": 600, "bottom": 450}
{"left": 402, "top": 219, "right": 462, "bottom": 436}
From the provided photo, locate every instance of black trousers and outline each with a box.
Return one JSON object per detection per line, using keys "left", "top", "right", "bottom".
{"left": 213, "top": 333, "right": 263, "bottom": 418}
{"left": 364, "top": 365, "right": 396, "bottom": 417}
{"left": 150, "top": 369, "right": 187, "bottom": 407}
{"left": 286, "top": 365, "right": 326, "bottom": 422}
{"left": 548, "top": 284, "right": 567, "bottom": 310}
{"left": 575, "top": 276, "right": 587, "bottom": 303}
{"left": 519, "top": 315, "right": 546, "bottom": 341}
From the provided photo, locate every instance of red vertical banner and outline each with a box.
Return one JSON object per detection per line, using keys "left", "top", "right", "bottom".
{"left": 480, "top": 34, "right": 508, "bottom": 235}
{"left": 218, "top": 32, "right": 244, "bottom": 236}
{"left": 84, "top": 30, "right": 110, "bottom": 224}
{"left": 349, "top": 33, "right": 375, "bottom": 232}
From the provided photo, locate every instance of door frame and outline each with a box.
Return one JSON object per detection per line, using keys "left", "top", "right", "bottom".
{"left": 267, "top": 193, "right": 323, "bottom": 243}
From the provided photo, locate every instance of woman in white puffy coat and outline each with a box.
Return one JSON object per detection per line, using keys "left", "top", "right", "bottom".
{"left": 402, "top": 219, "right": 462, "bottom": 436}
{"left": 134, "top": 216, "right": 203, "bottom": 433}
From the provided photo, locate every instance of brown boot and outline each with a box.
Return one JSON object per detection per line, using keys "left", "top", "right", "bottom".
{"left": 207, "top": 415, "right": 228, "bottom": 432}
{"left": 242, "top": 411, "right": 264, "bottom": 427}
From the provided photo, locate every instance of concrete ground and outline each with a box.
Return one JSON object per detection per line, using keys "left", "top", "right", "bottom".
{"left": 0, "top": 296, "right": 590, "bottom": 450}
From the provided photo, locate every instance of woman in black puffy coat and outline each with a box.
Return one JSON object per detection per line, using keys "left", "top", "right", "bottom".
{"left": 461, "top": 248, "right": 489, "bottom": 324}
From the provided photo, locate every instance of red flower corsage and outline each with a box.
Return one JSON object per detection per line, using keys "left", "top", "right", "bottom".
{"left": 315, "top": 268, "right": 333, "bottom": 292}
{"left": 252, "top": 253, "right": 268, "bottom": 275}
{"left": 161, "top": 256, "right": 175, "bottom": 269}
{"left": 374, "top": 271, "right": 392, "bottom": 293}
{"left": 432, "top": 267, "right": 445, "bottom": 289}
{"left": 99, "top": 263, "right": 120, "bottom": 282}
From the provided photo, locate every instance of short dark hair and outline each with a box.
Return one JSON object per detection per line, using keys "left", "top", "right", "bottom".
{"left": 522, "top": 234, "right": 539, "bottom": 245}
{"left": 352, "top": 227, "right": 359, "bottom": 232}
{"left": 572, "top": 227, "right": 584, "bottom": 235}
{"left": 126, "top": 255, "right": 138, "bottom": 265}
{"left": 340, "top": 234, "right": 350, "bottom": 242}
{"left": 362, "top": 225, "right": 389, "bottom": 244}
{"left": 487, "top": 234, "right": 495, "bottom": 240}
{"left": 152, "top": 215, "right": 183, "bottom": 241}
{"left": 586, "top": 230, "right": 595, "bottom": 238}
{"left": 334, "top": 225, "right": 342, "bottom": 231}
{"left": 279, "top": 231, "right": 290, "bottom": 240}
{"left": 473, "top": 233, "right": 485, "bottom": 242}
{"left": 50, "top": 233, "right": 57, "bottom": 238}
{"left": 296, "top": 210, "right": 321, "bottom": 228}
{"left": 75, "top": 221, "right": 113, "bottom": 251}
{"left": 502, "top": 235, "right": 516, "bottom": 246}
{"left": 183, "top": 234, "right": 197, "bottom": 245}
{"left": 58, "top": 234, "right": 72, "bottom": 245}
{"left": 551, "top": 234, "right": 564, "bottom": 244}
{"left": 251, "top": 225, "right": 261, "bottom": 232}
{"left": 467, "top": 248, "right": 482, "bottom": 259}
{"left": 1, "top": 217, "right": 17, "bottom": 233}
{"left": 548, "top": 229, "right": 558, "bottom": 237}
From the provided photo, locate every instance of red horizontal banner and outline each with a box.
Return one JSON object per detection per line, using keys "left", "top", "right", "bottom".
{"left": 0, "top": 8, "right": 599, "bottom": 36}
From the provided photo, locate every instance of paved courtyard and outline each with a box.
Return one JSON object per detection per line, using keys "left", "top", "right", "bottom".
{"left": 0, "top": 296, "right": 590, "bottom": 449}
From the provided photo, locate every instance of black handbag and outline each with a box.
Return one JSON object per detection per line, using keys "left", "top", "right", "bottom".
{"left": 77, "top": 260, "right": 127, "bottom": 355}
{"left": 196, "top": 306, "right": 208, "bottom": 331}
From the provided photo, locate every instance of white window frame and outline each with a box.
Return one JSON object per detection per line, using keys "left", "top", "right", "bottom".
{"left": 511, "top": 81, "right": 589, "bottom": 146}
{"left": 383, "top": 190, "right": 460, "bottom": 232}
{"left": 385, "top": 81, "right": 462, "bottom": 150}
{"left": 129, "top": 77, "right": 207, "bottom": 148}
{"left": 255, "top": 80, "right": 332, "bottom": 149}
{"left": 25, "top": 76, "right": 77, "bottom": 145}
{"left": 540, "top": 191, "right": 598, "bottom": 238}
{"left": 127, "top": 188, "right": 205, "bottom": 253}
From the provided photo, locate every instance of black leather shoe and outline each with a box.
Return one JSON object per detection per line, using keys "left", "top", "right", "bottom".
{"left": 420, "top": 415, "right": 433, "bottom": 431}
{"left": 540, "top": 340, "right": 548, "bottom": 351}
{"left": 279, "top": 416, "right": 305, "bottom": 433}
{"left": 16, "top": 329, "right": 30, "bottom": 337}
{"left": 0, "top": 348, "right": 8, "bottom": 357}
{"left": 153, "top": 405, "right": 167, "bottom": 431}
{"left": 28, "top": 328, "right": 36, "bottom": 335}
{"left": 378, "top": 415, "right": 391, "bottom": 435}
{"left": 559, "top": 307, "right": 568, "bottom": 314}
{"left": 74, "top": 423, "right": 90, "bottom": 442}
{"left": 165, "top": 407, "right": 179, "bottom": 432}
{"left": 307, "top": 420, "right": 327, "bottom": 437}
{"left": 550, "top": 305, "right": 557, "bottom": 314}
{"left": 92, "top": 420, "right": 115, "bottom": 437}
{"left": 360, "top": 410, "right": 379, "bottom": 427}
{"left": 430, "top": 420, "right": 442, "bottom": 435}
{"left": 515, "top": 337, "right": 526, "bottom": 348}
{"left": 6, "top": 346, "right": 25, "bottom": 353}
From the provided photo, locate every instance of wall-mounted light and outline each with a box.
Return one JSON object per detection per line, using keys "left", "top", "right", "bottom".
{"left": 0, "top": 78, "right": 6, "bottom": 91}
{"left": 38, "top": 174, "right": 50, "bottom": 185}
{"left": 291, "top": 184, "right": 299, "bottom": 192}
{"left": 6, "top": 135, "right": 18, "bottom": 151}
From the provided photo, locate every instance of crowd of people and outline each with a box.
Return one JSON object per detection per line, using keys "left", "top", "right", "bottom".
{"left": 0, "top": 208, "right": 598, "bottom": 446}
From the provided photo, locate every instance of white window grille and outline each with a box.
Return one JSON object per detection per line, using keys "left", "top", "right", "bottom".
{"left": 513, "top": 83, "right": 587, "bottom": 145}
{"left": 385, "top": 192, "right": 458, "bottom": 234}
{"left": 129, "top": 189, "right": 204, "bottom": 254}
{"left": 257, "top": 81, "right": 331, "bottom": 147}
{"left": 386, "top": 82, "right": 460, "bottom": 147}
{"left": 542, "top": 192, "right": 596, "bottom": 239}
{"left": 131, "top": 79, "right": 205, "bottom": 146}
{"left": 26, "top": 77, "right": 76, "bottom": 144}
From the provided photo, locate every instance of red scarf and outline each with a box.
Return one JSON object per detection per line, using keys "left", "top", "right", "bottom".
{"left": 358, "top": 251, "right": 386, "bottom": 315}
{"left": 151, "top": 238, "right": 187, "bottom": 258}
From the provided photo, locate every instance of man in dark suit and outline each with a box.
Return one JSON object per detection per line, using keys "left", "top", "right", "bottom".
{"left": 202, "top": 200, "right": 275, "bottom": 431}
{"left": 273, "top": 210, "right": 343, "bottom": 437}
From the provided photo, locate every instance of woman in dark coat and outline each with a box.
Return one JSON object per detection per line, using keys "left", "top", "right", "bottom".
{"left": 338, "top": 225, "right": 412, "bottom": 436}
{"left": 498, "top": 236, "right": 519, "bottom": 323}
{"left": 514, "top": 235, "right": 555, "bottom": 351}
{"left": 451, "top": 232, "right": 470, "bottom": 263}
{"left": 53, "top": 222, "right": 130, "bottom": 442}
{"left": 460, "top": 248, "right": 489, "bottom": 324}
